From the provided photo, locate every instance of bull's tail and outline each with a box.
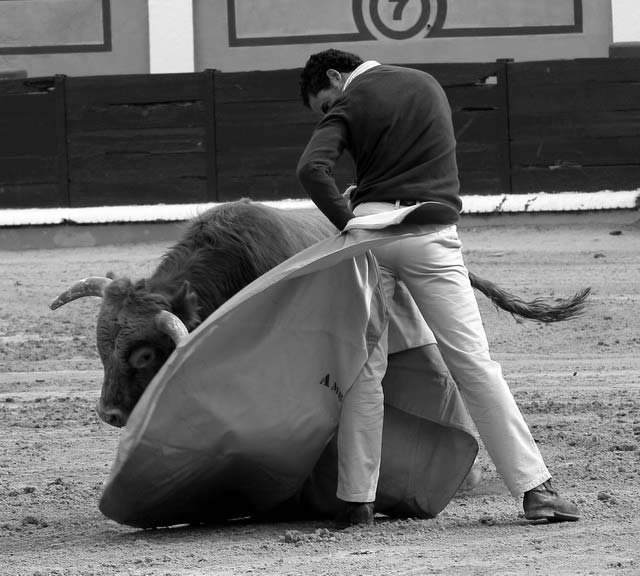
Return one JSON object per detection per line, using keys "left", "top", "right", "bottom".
{"left": 468, "top": 272, "right": 590, "bottom": 323}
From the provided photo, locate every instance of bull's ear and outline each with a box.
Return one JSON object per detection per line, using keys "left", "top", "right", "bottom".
{"left": 170, "top": 280, "right": 200, "bottom": 329}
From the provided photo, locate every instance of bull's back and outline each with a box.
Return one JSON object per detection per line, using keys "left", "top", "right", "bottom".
{"left": 275, "top": 207, "right": 335, "bottom": 249}
{"left": 153, "top": 201, "right": 336, "bottom": 318}
{"left": 189, "top": 201, "right": 334, "bottom": 256}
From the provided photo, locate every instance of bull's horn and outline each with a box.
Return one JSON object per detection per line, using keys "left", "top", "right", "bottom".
{"left": 49, "top": 277, "right": 113, "bottom": 310}
{"left": 155, "top": 310, "right": 189, "bottom": 344}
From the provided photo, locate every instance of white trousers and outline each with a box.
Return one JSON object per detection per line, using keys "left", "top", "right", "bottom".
{"left": 336, "top": 332, "right": 387, "bottom": 502}
{"left": 339, "top": 202, "right": 551, "bottom": 498}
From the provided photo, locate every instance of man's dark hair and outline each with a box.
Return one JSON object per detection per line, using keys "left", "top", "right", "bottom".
{"left": 299, "top": 49, "right": 364, "bottom": 107}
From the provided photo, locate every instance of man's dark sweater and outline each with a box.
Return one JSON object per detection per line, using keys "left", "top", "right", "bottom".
{"left": 297, "top": 65, "right": 462, "bottom": 230}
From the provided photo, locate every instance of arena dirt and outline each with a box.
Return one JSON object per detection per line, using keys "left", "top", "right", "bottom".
{"left": 1, "top": 214, "right": 639, "bottom": 575}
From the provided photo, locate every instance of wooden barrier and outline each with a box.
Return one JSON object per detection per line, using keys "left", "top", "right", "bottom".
{"left": 0, "top": 76, "right": 67, "bottom": 207}
{"left": 65, "top": 72, "right": 214, "bottom": 206}
{"left": 214, "top": 68, "right": 326, "bottom": 202}
{"left": 1, "top": 58, "right": 639, "bottom": 209}
{"left": 409, "top": 62, "right": 511, "bottom": 196}
{"left": 509, "top": 58, "right": 640, "bottom": 193}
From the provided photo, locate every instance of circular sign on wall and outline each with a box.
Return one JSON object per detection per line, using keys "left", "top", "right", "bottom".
{"left": 356, "top": 0, "right": 443, "bottom": 40}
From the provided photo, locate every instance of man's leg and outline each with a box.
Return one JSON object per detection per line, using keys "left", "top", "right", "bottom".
{"left": 351, "top": 202, "right": 578, "bottom": 519}
{"left": 335, "top": 330, "right": 387, "bottom": 525}
{"left": 373, "top": 225, "right": 579, "bottom": 520}
{"left": 373, "top": 226, "right": 550, "bottom": 495}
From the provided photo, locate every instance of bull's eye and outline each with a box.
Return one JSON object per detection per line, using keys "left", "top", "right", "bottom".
{"left": 129, "top": 346, "right": 156, "bottom": 370}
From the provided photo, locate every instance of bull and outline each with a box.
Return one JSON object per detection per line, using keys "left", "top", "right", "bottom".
{"left": 50, "top": 199, "right": 589, "bottom": 428}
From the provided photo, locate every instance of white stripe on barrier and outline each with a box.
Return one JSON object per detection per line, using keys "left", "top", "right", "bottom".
{"left": 461, "top": 191, "right": 640, "bottom": 213}
{"left": 0, "top": 191, "right": 638, "bottom": 227}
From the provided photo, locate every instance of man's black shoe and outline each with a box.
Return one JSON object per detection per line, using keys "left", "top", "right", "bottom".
{"left": 335, "top": 501, "right": 374, "bottom": 528}
{"left": 523, "top": 480, "right": 580, "bottom": 522}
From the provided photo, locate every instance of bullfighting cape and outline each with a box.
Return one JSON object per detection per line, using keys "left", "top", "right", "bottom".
{"left": 99, "top": 205, "right": 478, "bottom": 528}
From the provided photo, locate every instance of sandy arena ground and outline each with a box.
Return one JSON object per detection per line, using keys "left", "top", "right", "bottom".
{"left": 1, "top": 212, "right": 639, "bottom": 575}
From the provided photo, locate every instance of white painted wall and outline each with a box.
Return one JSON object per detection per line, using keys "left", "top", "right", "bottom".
{"left": 611, "top": 0, "right": 640, "bottom": 41}
{"left": 148, "top": 0, "right": 194, "bottom": 73}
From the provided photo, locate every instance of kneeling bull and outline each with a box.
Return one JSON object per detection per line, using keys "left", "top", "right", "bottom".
{"left": 50, "top": 200, "right": 589, "bottom": 428}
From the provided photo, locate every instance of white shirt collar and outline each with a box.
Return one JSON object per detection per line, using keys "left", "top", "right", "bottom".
{"left": 342, "top": 60, "right": 381, "bottom": 92}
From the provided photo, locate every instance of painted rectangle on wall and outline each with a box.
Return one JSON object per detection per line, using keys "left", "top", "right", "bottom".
{"left": 227, "top": 0, "right": 582, "bottom": 47}
{"left": 442, "top": 0, "right": 579, "bottom": 31}
{"left": 196, "top": 0, "right": 609, "bottom": 70}
{"left": 232, "top": 0, "right": 357, "bottom": 39}
{"left": 0, "top": 0, "right": 110, "bottom": 54}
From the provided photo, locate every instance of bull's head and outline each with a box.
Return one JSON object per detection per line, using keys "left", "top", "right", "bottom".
{"left": 50, "top": 277, "right": 199, "bottom": 428}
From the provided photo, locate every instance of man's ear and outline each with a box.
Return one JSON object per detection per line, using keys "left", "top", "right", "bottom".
{"left": 326, "top": 68, "right": 343, "bottom": 87}
{"left": 169, "top": 280, "right": 200, "bottom": 330}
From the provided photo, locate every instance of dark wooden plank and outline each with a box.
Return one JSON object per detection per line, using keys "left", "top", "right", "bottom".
{"left": 0, "top": 76, "right": 66, "bottom": 207}
{"left": 203, "top": 69, "right": 217, "bottom": 202}
{"left": 0, "top": 183, "right": 61, "bottom": 208}
{"left": 610, "top": 43, "right": 640, "bottom": 58}
{"left": 0, "top": 93, "right": 58, "bottom": 154}
{"left": 508, "top": 59, "right": 640, "bottom": 193}
{"left": 445, "top": 85, "right": 503, "bottom": 111}
{"left": 217, "top": 173, "right": 302, "bottom": 202}
{"left": 66, "top": 100, "right": 207, "bottom": 132}
{"left": 217, "top": 146, "right": 354, "bottom": 200}
{"left": 508, "top": 58, "right": 640, "bottom": 86}
{"left": 68, "top": 151, "right": 207, "bottom": 183}
{"left": 215, "top": 101, "right": 319, "bottom": 164}
{"left": 217, "top": 122, "right": 312, "bottom": 154}
{"left": 66, "top": 73, "right": 206, "bottom": 105}
{"left": 510, "top": 82, "right": 640, "bottom": 113}
{"left": 217, "top": 135, "right": 352, "bottom": 180}
{"left": 216, "top": 100, "right": 314, "bottom": 127}
{"left": 511, "top": 137, "right": 640, "bottom": 167}
{"left": 495, "top": 60, "right": 512, "bottom": 194}
{"left": 511, "top": 165, "right": 640, "bottom": 193}
{"left": 404, "top": 63, "right": 503, "bottom": 86}
{"left": 452, "top": 110, "right": 506, "bottom": 143}
{"left": 215, "top": 69, "right": 303, "bottom": 103}
{"left": 510, "top": 110, "right": 640, "bottom": 140}
{"left": 0, "top": 76, "right": 56, "bottom": 96}
{"left": 69, "top": 179, "right": 208, "bottom": 207}
{"left": 459, "top": 171, "right": 503, "bottom": 194}
{"left": 67, "top": 128, "right": 206, "bottom": 156}
{"left": 456, "top": 141, "right": 503, "bottom": 169}
{"left": 217, "top": 145, "right": 313, "bottom": 178}
{"left": 54, "top": 75, "right": 70, "bottom": 208}
{"left": 0, "top": 156, "right": 57, "bottom": 183}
